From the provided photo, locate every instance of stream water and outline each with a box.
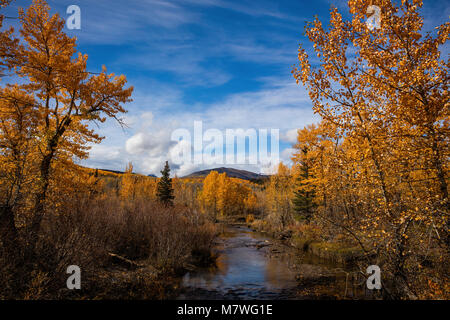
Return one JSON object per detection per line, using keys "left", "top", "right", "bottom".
{"left": 177, "top": 226, "right": 369, "bottom": 300}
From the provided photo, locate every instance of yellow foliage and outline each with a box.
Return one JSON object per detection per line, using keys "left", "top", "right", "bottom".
{"left": 198, "top": 171, "right": 257, "bottom": 219}
{"left": 291, "top": 0, "right": 449, "bottom": 298}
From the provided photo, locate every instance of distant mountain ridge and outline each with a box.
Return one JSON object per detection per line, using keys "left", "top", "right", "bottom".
{"left": 93, "top": 167, "right": 265, "bottom": 181}
{"left": 94, "top": 168, "right": 157, "bottom": 177}
{"left": 182, "top": 167, "right": 268, "bottom": 181}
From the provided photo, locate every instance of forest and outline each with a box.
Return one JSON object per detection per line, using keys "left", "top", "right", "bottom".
{"left": 0, "top": 0, "right": 448, "bottom": 300}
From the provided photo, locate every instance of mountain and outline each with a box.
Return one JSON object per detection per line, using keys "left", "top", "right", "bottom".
{"left": 94, "top": 167, "right": 266, "bottom": 181}
{"left": 182, "top": 167, "right": 269, "bottom": 182}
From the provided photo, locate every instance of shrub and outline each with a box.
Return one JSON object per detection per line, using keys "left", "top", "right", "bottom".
{"left": 0, "top": 195, "right": 216, "bottom": 299}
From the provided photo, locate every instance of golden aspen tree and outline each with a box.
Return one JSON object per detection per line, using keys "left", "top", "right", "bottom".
{"left": 198, "top": 171, "right": 254, "bottom": 219}
{"left": 293, "top": 0, "right": 448, "bottom": 298}
{"left": 217, "top": 173, "right": 232, "bottom": 216}
{"left": 0, "top": 0, "right": 17, "bottom": 72}
{"left": 350, "top": 0, "right": 449, "bottom": 205}
{"left": 217, "top": 175, "right": 251, "bottom": 217}
{"left": 198, "top": 171, "right": 220, "bottom": 220}
{"left": 46, "top": 163, "right": 104, "bottom": 213}
{"left": 244, "top": 192, "right": 258, "bottom": 214}
{"left": 136, "top": 176, "right": 158, "bottom": 201}
{"left": 0, "top": 85, "right": 37, "bottom": 261}
{"left": 265, "top": 163, "right": 294, "bottom": 230}
{"left": 0, "top": 0, "right": 133, "bottom": 251}
{"left": 173, "top": 178, "right": 197, "bottom": 208}
{"left": 120, "top": 162, "right": 137, "bottom": 200}
{"left": 233, "top": 179, "right": 252, "bottom": 216}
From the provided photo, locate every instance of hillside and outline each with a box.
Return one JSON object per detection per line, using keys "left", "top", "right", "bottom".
{"left": 182, "top": 167, "right": 269, "bottom": 182}
{"left": 84, "top": 167, "right": 157, "bottom": 178}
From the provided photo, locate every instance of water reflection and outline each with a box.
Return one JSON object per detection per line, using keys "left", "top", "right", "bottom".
{"left": 178, "top": 226, "right": 373, "bottom": 300}
{"left": 180, "top": 226, "right": 299, "bottom": 299}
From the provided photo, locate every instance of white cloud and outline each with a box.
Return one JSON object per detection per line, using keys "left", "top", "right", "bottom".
{"left": 281, "top": 147, "right": 295, "bottom": 163}
{"left": 89, "top": 144, "right": 121, "bottom": 160}
{"left": 223, "top": 41, "right": 297, "bottom": 65}
{"left": 126, "top": 128, "right": 175, "bottom": 156}
{"left": 81, "top": 144, "right": 126, "bottom": 171}
{"left": 281, "top": 128, "right": 299, "bottom": 144}
{"left": 193, "top": 78, "right": 318, "bottom": 130}
{"left": 105, "top": 77, "right": 316, "bottom": 175}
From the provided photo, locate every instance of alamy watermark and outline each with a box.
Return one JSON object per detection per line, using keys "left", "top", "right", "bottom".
{"left": 66, "top": 265, "right": 81, "bottom": 289}
{"left": 366, "top": 265, "right": 382, "bottom": 290}
{"left": 66, "top": 5, "right": 81, "bottom": 30}
{"left": 170, "top": 121, "right": 279, "bottom": 168}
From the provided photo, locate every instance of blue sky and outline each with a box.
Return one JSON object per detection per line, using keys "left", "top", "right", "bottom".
{"left": 2, "top": 0, "right": 449, "bottom": 176}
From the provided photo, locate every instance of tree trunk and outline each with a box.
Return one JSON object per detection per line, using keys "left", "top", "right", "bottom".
{"left": 27, "top": 118, "right": 70, "bottom": 254}
{"left": 27, "top": 152, "right": 53, "bottom": 256}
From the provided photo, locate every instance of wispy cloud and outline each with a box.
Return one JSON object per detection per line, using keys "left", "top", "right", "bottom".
{"left": 63, "top": 0, "right": 199, "bottom": 44}
{"left": 118, "top": 44, "right": 232, "bottom": 87}
{"left": 178, "top": 0, "right": 294, "bottom": 19}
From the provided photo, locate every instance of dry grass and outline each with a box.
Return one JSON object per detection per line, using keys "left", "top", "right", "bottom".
{"left": 0, "top": 195, "right": 216, "bottom": 299}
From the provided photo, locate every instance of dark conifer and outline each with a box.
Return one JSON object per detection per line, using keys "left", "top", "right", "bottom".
{"left": 156, "top": 161, "right": 174, "bottom": 206}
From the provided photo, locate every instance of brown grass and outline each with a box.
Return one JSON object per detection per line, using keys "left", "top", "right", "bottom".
{"left": 0, "top": 195, "right": 216, "bottom": 299}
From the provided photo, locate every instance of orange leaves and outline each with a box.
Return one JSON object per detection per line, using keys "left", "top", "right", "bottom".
{"left": 3, "top": 0, "right": 134, "bottom": 163}
{"left": 264, "top": 162, "right": 295, "bottom": 229}
{"left": 0, "top": 85, "right": 38, "bottom": 207}
{"left": 198, "top": 171, "right": 256, "bottom": 219}
{"left": 293, "top": 0, "right": 448, "bottom": 297}
{"left": 118, "top": 163, "right": 160, "bottom": 201}
{"left": 81, "top": 66, "right": 133, "bottom": 122}
{"left": 198, "top": 170, "right": 220, "bottom": 217}
{"left": 0, "top": 0, "right": 12, "bottom": 8}
{"left": 15, "top": 0, "right": 132, "bottom": 159}
{"left": 0, "top": 0, "right": 134, "bottom": 240}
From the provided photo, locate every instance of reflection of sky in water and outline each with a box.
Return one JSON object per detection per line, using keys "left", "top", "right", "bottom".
{"left": 181, "top": 227, "right": 368, "bottom": 299}
{"left": 182, "top": 227, "right": 298, "bottom": 295}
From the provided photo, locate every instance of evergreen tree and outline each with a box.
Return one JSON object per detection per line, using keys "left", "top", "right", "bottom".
{"left": 156, "top": 161, "right": 174, "bottom": 206}
{"left": 292, "top": 147, "right": 316, "bottom": 222}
